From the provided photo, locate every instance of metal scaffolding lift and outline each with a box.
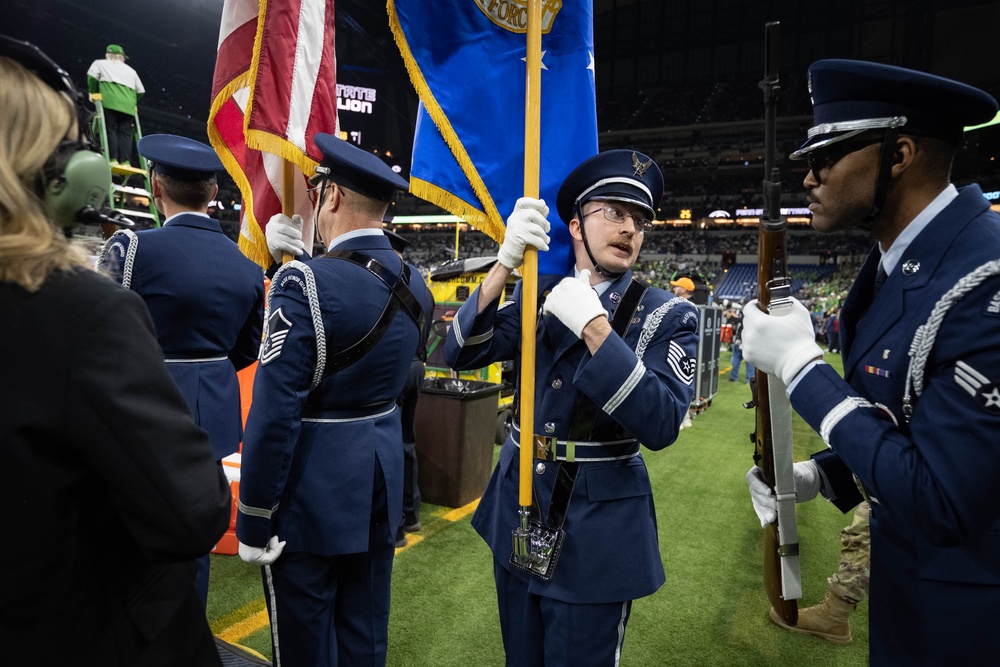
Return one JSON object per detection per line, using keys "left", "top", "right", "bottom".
{"left": 89, "top": 93, "right": 160, "bottom": 227}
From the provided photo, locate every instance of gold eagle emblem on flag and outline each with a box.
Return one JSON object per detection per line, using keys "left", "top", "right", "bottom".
{"left": 474, "top": 0, "right": 563, "bottom": 34}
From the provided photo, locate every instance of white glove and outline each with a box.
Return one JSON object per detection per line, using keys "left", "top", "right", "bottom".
{"left": 741, "top": 298, "right": 823, "bottom": 386}
{"left": 497, "top": 197, "right": 550, "bottom": 269}
{"left": 792, "top": 460, "right": 822, "bottom": 503}
{"left": 542, "top": 269, "right": 607, "bottom": 338}
{"left": 746, "top": 466, "right": 776, "bottom": 528}
{"left": 266, "top": 213, "right": 305, "bottom": 263}
{"left": 746, "top": 461, "right": 822, "bottom": 528}
{"left": 238, "top": 535, "right": 286, "bottom": 566}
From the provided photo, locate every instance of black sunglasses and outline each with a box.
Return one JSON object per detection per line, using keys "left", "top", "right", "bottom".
{"left": 806, "top": 136, "right": 883, "bottom": 184}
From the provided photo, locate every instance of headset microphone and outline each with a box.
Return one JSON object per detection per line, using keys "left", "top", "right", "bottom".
{"left": 42, "top": 140, "right": 114, "bottom": 230}
{"left": 76, "top": 205, "right": 134, "bottom": 228}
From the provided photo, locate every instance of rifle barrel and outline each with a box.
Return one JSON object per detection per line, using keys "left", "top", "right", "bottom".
{"left": 754, "top": 19, "right": 798, "bottom": 627}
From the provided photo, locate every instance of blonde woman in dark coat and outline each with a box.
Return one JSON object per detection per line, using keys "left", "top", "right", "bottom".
{"left": 0, "top": 37, "right": 230, "bottom": 667}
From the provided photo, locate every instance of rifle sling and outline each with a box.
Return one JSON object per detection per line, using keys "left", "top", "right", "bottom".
{"left": 320, "top": 250, "right": 425, "bottom": 378}
{"left": 768, "top": 375, "right": 803, "bottom": 598}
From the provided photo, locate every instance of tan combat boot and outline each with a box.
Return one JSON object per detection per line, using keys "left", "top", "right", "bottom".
{"left": 768, "top": 591, "right": 855, "bottom": 645}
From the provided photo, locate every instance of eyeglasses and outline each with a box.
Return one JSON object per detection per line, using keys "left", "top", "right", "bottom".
{"left": 306, "top": 183, "right": 322, "bottom": 205}
{"left": 806, "top": 137, "right": 883, "bottom": 184}
{"left": 584, "top": 203, "right": 653, "bottom": 233}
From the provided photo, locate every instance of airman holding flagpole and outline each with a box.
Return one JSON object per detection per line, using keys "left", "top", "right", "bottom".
{"left": 237, "top": 134, "right": 434, "bottom": 667}
{"left": 444, "top": 149, "right": 699, "bottom": 666}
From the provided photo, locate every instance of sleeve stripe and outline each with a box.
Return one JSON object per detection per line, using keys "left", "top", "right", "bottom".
{"left": 603, "top": 359, "right": 645, "bottom": 415}
{"left": 955, "top": 360, "right": 987, "bottom": 397}
{"left": 450, "top": 314, "right": 492, "bottom": 348}
{"left": 238, "top": 500, "right": 279, "bottom": 519}
{"left": 465, "top": 330, "right": 494, "bottom": 346}
{"left": 451, "top": 314, "right": 465, "bottom": 347}
{"left": 819, "top": 396, "right": 874, "bottom": 445}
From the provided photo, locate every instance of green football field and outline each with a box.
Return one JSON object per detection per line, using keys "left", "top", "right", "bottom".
{"left": 207, "top": 349, "right": 868, "bottom": 666}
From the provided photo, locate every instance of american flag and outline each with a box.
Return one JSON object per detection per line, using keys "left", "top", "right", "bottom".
{"left": 209, "top": 0, "right": 338, "bottom": 268}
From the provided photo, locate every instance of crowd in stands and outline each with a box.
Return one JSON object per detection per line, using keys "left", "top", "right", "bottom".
{"left": 377, "top": 227, "right": 874, "bottom": 298}
{"left": 637, "top": 227, "right": 872, "bottom": 257}
{"left": 46, "top": 33, "right": 991, "bottom": 284}
{"left": 598, "top": 74, "right": 814, "bottom": 131}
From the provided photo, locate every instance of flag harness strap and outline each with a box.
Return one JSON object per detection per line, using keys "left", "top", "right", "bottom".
{"left": 320, "top": 250, "right": 425, "bottom": 379}
{"left": 508, "top": 277, "right": 646, "bottom": 581}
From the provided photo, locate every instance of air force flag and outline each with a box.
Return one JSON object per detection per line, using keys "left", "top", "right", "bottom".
{"left": 389, "top": 0, "right": 599, "bottom": 276}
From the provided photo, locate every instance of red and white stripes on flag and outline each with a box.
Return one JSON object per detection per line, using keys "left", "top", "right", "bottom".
{"left": 209, "top": 0, "right": 338, "bottom": 268}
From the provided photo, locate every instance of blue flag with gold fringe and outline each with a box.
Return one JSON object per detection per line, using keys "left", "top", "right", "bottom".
{"left": 389, "top": 0, "right": 598, "bottom": 275}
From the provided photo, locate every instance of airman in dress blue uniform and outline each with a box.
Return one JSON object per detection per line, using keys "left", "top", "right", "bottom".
{"left": 444, "top": 150, "right": 699, "bottom": 666}
{"left": 741, "top": 60, "right": 1000, "bottom": 665}
{"left": 96, "top": 133, "right": 265, "bottom": 607}
{"left": 236, "top": 134, "right": 434, "bottom": 667}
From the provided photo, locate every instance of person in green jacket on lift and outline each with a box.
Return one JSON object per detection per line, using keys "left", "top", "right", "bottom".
{"left": 86, "top": 43, "right": 144, "bottom": 167}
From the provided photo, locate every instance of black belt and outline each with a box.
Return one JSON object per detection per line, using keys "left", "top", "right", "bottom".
{"left": 546, "top": 461, "right": 578, "bottom": 530}
{"left": 521, "top": 277, "right": 647, "bottom": 440}
{"left": 301, "top": 400, "right": 396, "bottom": 421}
{"left": 509, "top": 450, "right": 578, "bottom": 581}
{"left": 511, "top": 424, "right": 640, "bottom": 462}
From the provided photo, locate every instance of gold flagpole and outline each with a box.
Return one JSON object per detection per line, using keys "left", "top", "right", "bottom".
{"left": 281, "top": 160, "right": 296, "bottom": 264}
{"left": 518, "top": 0, "right": 541, "bottom": 509}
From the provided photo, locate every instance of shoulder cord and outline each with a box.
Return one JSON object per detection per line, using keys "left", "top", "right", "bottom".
{"left": 904, "top": 259, "right": 1000, "bottom": 422}
{"left": 95, "top": 229, "right": 139, "bottom": 289}
{"left": 267, "top": 260, "right": 327, "bottom": 390}
{"left": 634, "top": 296, "right": 686, "bottom": 361}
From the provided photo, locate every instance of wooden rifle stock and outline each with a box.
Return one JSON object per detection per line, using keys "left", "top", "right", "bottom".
{"left": 754, "top": 231, "right": 797, "bottom": 626}
{"left": 753, "top": 21, "right": 798, "bottom": 626}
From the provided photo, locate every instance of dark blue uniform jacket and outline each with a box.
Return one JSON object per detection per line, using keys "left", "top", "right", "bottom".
{"left": 100, "top": 213, "right": 265, "bottom": 460}
{"left": 795, "top": 185, "right": 1000, "bottom": 665}
{"left": 445, "top": 269, "right": 699, "bottom": 604}
{"left": 237, "top": 234, "right": 434, "bottom": 555}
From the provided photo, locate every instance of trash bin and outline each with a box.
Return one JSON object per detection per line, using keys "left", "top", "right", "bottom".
{"left": 414, "top": 377, "right": 503, "bottom": 508}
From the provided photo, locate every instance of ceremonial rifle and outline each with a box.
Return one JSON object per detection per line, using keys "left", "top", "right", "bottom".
{"left": 751, "top": 20, "right": 801, "bottom": 625}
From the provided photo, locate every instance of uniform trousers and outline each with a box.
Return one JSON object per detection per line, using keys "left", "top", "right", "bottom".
{"left": 194, "top": 553, "right": 210, "bottom": 609}
{"left": 399, "top": 359, "right": 424, "bottom": 528}
{"left": 493, "top": 559, "right": 632, "bottom": 667}
{"left": 262, "top": 464, "right": 394, "bottom": 667}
